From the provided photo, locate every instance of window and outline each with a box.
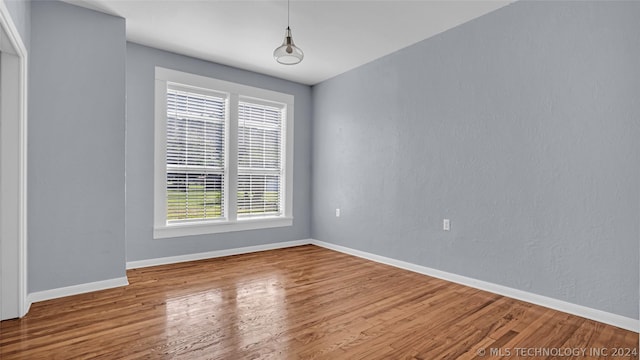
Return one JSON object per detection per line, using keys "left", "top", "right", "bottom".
{"left": 237, "top": 100, "right": 284, "bottom": 217}
{"left": 154, "top": 68, "right": 293, "bottom": 238}
{"left": 166, "top": 86, "right": 226, "bottom": 222}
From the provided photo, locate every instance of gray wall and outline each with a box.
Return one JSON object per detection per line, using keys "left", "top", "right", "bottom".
{"left": 312, "top": 1, "right": 639, "bottom": 319}
{"left": 4, "top": 0, "right": 30, "bottom": 51}
{"left": 29, "top": 1, "right": 126, "bottom": 292}
{"left": 125, "top": 43, "right": 312, "bottom": 262}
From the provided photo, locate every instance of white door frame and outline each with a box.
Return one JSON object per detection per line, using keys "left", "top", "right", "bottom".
{"left": 0, "top": 1, "right": 28, "bottom": 319}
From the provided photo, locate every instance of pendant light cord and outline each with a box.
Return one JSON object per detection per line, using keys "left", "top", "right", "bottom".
{"left": 287, "top": 0, "right": 290, "bottom": 28}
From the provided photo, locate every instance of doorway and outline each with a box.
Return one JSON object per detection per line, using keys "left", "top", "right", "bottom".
{"left": 0, "top": 4, "right": 28, "bottom": 320}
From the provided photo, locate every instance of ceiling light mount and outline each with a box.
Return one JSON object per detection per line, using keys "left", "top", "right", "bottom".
{"left": 274, "top": 0, "right": 303, "bottom": 65}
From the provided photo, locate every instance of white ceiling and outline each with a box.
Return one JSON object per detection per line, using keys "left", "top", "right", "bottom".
{"left": 63, "top": 0, "right": 513, "bottom": 85}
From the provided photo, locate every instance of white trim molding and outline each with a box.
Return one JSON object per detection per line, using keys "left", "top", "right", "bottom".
{"left": 154, "top": 217, "right": 294, "bottom": 239}
{"left": 27, "top": 277, "right": 129, "bottom": 304}
{"left": 0, "top": 0, "right": 29, "bottom": 319}
{"left": 310, "top": 240, "right": 639, "bottom": 333}
{"left": 25, "top": 240, "right": 311, "bottom": 305}
{"left": 127, "top": 239, "right": 311, "bottom": 269}
{"left": 22, "top": 238, "right": 638, "bottom": 333}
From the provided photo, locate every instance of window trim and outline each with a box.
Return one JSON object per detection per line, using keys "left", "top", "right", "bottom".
{"left": 153, "top": 67, "right": 293, "bottom": 238}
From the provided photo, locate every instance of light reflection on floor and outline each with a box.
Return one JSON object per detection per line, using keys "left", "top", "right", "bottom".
{"left": 163, "top": 273, "right": 288, "bottom": 356}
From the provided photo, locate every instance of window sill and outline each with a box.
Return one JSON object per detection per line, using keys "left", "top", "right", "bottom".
{"left": 153, "top": 217, "right": 293, "bottom": 239}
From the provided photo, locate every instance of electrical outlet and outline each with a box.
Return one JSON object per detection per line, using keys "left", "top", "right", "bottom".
{"left": 336, "top": 208, "right": 341, "bottom": 217}
{"left": 443, "top": 219, "right": 450, "bottom": 231}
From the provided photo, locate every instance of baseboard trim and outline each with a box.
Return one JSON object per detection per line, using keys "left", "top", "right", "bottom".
{"left": 126, "top": 239, "right": 312, "bottom": 269}
{"left": 27, "top": 277, "right": 130, "bottom": 304}
{"left": 24, "top": 239, "right": 638, "bottom": 333}
{"left": 310, "top": 239, "right": 639, "bottom": 333}
{"left": 25, "top": 240, "right": 312, "bottom": 307}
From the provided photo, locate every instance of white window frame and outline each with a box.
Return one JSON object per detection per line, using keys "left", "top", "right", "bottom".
{"left": 154, "top": 67, "right": 293, "bottom": 238}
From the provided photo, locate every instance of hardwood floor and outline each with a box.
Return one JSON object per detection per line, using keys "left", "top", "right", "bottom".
{"left": 1, "top": 245, "right": 637, "bottom": 359}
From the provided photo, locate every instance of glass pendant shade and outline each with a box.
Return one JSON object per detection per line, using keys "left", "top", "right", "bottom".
{"left": 274, "top": 27, "right": 304, "bottom": 65}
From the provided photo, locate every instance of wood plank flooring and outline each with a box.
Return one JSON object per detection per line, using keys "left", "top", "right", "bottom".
{"left": 1, "top": 245, "right": 637, "bottom": 359}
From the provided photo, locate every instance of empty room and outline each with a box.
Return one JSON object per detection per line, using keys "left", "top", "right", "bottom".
{"left": 0, "top": 0, "right": 638, "bottom": 358}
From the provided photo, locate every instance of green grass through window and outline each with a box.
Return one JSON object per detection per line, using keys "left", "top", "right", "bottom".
{"left": 167, "top": 187, "right": 280, "bottom": 220}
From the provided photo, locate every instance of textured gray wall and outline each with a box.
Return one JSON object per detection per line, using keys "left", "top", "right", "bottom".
{"left": 125, "top": 43, "right": 312, "bottom": 262}
{"left": 312, "top": 1, "right": 639, "bottom": 319}
{"left": 4, "top": 0, "right": 30, "bottom": 51}
{"left": 29, "top": 1, "right": 126, "bottom": 292}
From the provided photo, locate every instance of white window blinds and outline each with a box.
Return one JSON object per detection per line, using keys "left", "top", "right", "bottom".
{"left": 237, "top": 101, "right": 284, "bottom": 217}
{"left": 155, "top": 68, "right": 294, "bottom": 237}
{"left": 166, "top": 85, "right": 226, "bottom": 222}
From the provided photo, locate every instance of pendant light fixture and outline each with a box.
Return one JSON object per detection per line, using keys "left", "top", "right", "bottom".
{"left": 273, "top": 0, "right": 304, "bottom": 65}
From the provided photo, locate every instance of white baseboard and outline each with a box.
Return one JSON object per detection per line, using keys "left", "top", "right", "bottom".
{"left": 24, "top": 239, "right": 638, "bottom": 333}
{"left": 27, "top": 276, "right": 129, "bottom": 304}
{"left": 126, "top": 239, "right": 312, "bottom": 269}
{"left": 310, "top": 239, "right": 639, "bottom": 333}
{"left": 25, "top": 240, "right": 311, "bottom": 306}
